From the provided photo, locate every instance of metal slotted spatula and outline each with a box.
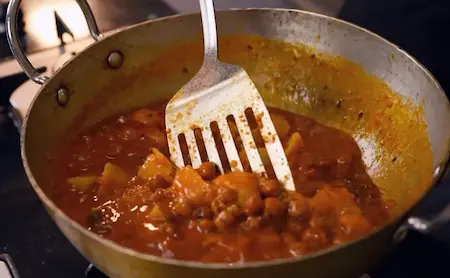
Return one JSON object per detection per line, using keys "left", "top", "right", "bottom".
{"left": 165, "top": 0, "right": 294, "bottom": 190}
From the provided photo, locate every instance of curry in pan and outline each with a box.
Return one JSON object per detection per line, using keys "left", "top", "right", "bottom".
{"left": 54, "top": 103, "right": 389, "bottom": 263}
{"left": 51, "top": 35, "right": 428, "bottom": 264}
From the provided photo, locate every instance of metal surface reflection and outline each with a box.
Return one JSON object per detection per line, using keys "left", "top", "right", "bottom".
{"left": 27, "top": 1, "right": 88, "bottom": 49}
{"left": 18, "top": 0, "right": 175, "bottom": 54}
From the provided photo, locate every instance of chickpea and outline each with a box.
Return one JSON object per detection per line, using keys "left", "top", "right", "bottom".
{"left": 172, "top": 196, "right": 192, "bottom": 217}
{"left": 214, "top": 209, "right": 235, "bottom": 230}
{"left": 243, "top": 195, "right": 264, "bottom": 215}
{"left": 288, "top": 198, "right": 310, "bottom": 218}
{"left": 147, "top": 129, "right": 167, "bottom": 150}
{"left": 196, "top": 162, "right": 218, "bottom": 181}
{"left": 286, "top": 218, "right": 307, "bottom": 235}
{"left": 211, "top": 199, "right": 228, "bottom": 215}
{"left": 301, "top": 227, "right": 328, "bottom": 250}
{"left": 241, "top": 216, "right": 262, "bottom": 231}
{"left": 278, "top": 191, "right": 291, "bottom": 205}
{"left": 259, "top": 178, "right": 281, "bottom": 198}
{"left": 197, "top": 219, "right": 216, "bottom": 233}
{"left": 214, "top": 205, "right": 242, "bottom": 230}
{"left": 226, "top": 204, "right": 243, "bottom": 218}
{"left": 216, "top": 186, "right": 238, "bottom": 204}
{"left": 264, "top": 197, "right": 286, "bottom": 216}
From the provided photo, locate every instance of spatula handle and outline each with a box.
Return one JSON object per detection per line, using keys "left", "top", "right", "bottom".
{"left": 199, "top": 0, "right": 218, "bottom": 63}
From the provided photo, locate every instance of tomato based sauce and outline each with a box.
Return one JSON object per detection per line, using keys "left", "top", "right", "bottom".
{"left": 52, "top": 102, "right": 390, "bottom": 263}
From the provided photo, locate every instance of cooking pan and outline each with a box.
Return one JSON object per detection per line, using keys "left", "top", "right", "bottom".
{"left": 6, "top": 0, "right": 450, "bottom": 277}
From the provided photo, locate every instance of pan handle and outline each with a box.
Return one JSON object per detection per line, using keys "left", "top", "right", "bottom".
{"left": 407, "top": 205, "right": 450, "bottom": 233}
{"left": 5, "top": 0, "right": 102, "bottom": 85}
{"left": 394, "top": 161, "right": 450, "bottom": 242}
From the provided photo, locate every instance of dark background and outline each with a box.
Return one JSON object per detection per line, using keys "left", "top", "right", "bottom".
{"left": 1, "top": 0, "right": 449, "bottom": 277}
{"left": 340, "top": 0, "right": 450, "bottom": 98}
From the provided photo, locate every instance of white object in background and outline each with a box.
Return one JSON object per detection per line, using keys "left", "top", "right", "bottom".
{"left": 7, "top": 40, "right": 90, "bottom": 123}
{"left": 9, "top": 49, "right": 80, "bottom": 123}
{"left": 8, "top": 51, "right": 81, "bottom": 123}
{"left": 9, "top": 78, "right": 42, "bottom": 123}
{"left": 0, "top": 37, "right": 94, "bottom": 79}
{"left": 0, "top": 261, "right": 12, "bottom": 278}
{"left": 5, "top": 29, "right": 122, "bottom": 123}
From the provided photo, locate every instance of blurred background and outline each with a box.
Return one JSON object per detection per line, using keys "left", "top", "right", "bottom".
{"left": 0, "top": 1, "right": 449, "bottom": 278}
{"left": 0, "top": 0, "right": 344, "bottom": 59}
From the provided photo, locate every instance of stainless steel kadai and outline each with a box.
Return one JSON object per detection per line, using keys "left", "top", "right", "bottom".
{"left": 6, "top": 0, "right": 450, "bottom": 277}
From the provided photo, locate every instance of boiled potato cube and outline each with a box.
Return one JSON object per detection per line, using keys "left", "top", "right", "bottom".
{"left": 98, "top": 163, "right": 129, "bottom": 195}
{"left": 99, "top": 163, "right": 128, "bottom": 185}
{"left": 148, "top": 205, "right": 166, "bottom": 221}
{"left": 271, "top": 113, "right": 290, "bottom": 138}
{"left": 67, "top": 176, "right": 97, "bottom": 191}
{"left": 285, "top": 132, "right": 304, "bottom": 157}
{"left": 213, "top": 172, "right": 263, "bottom": 214}
{"left": 138, "top": 148, "right": 175, "bottom": 183}
{"left": 173, "top": 166, "right": 209, "bottom": 207}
